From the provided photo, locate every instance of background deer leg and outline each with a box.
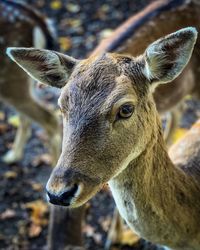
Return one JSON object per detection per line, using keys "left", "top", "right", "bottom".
{"left": 7, "top": 96, "right": 61, "bottom": 165}
{"left": 105, "top": 207, "right": 123, "bottom": 250}
{"left": 2, "top": 113, "right": 31, "bottom": 163}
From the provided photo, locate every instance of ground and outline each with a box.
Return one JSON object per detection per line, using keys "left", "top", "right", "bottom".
{"left": 0, "top": 0, "right": 200, "bottom": 250}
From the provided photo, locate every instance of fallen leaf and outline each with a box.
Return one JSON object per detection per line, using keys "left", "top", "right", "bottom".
{"left": 0, "top": 123, "right": 7, "bottom": 133}
{"left": 59, "top": 37, "right": 72, "bottom": 51}
{"left": 120, "top": 228, "right": 140, "bottom": 245}
{"left": 31, "top": 182, "right": 43, "bottom": 191}
{"left": 67, "top": 18, "right": 82, "bottom": 28}
{"left": 99, "top": 29, "right": 113, "bottom": 39}
{"left": 172, "top": 128, "right": 188, "bottom": 143}
{"left": 25, "top": 200, "right": 48, "bottom": 226}
{"left": 28, "top": 223, "right": 42, "bottom": 238}
{"left": 32, "top": 153, "right": 52, "bottom": 167}
{"left": 66, "top": 3, "right": 80, "bottom": 13}
{"left": 0, "top": 209, "right": 16, "bottom": 220}
{"left": 83, "top": 224, "right": 95, "bottom": 237}
{"left": 93, "top": 232, "right": 102, "bottom": 244}
{"left": 4, "top": 170, "right": 17, "bottom": 179}
{"left": 0, "top": 112, "right": 5, "bottom": 121}
{"left": 8, "top": 115, "right": 20, "bottom": 128}
{"left": 185, "top": 95, "right": 192, "bottom": 100}
{"left": 99, "top": 216, "right": 111, "bottom": 231}
{"left": 50, "top": 0, "right": 62, "bottom": 10}
{"left": 100, "top": 4, "right": 110, "bottom": 12}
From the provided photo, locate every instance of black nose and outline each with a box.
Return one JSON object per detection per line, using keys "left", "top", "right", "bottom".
{"left": 46, "top": 184, "right": 78, "bottom": 206}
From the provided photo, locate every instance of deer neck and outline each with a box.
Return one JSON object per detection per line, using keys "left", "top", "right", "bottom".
{"left": 108, "top": 115, "right": 200, "bottom": 242}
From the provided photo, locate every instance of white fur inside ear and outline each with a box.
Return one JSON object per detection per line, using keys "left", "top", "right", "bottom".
{"left": 143, "top": 27, "right": 198, "bottom": 86}
{"left": 6, "top": 47, "right": 77, "bottom": 88}
{"left": 143, "top": 58, "right": 154, "bottom": 81}
{"left": 143, "top": 45, "right": 167, "bottom": 82}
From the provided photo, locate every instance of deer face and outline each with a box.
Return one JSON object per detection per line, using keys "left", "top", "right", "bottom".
{"left": 46, "top": 54, "right": 156, "bottom": 207}
{"left": 7, "top": 27, "right": 197, "bottom": 207}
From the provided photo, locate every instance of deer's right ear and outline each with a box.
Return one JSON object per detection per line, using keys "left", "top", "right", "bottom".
{"left": 6, "top": 48, "right": 79, "bottom": 88}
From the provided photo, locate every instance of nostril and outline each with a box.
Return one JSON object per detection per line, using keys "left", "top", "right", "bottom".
{"left": 60, "top": 184, "right": 78, "bottom": 206}
{"left": 46, "top": 184, "right": 79, "bottom": 206}
{"left": 46, "top": 191, "right": 59, "bottom": 205}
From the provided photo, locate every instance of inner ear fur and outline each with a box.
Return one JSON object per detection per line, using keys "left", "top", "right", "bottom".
{"left": 143, "top": 27, "right": 198, "bottom": 85}
{"left": 6, "top": 47, "right": 79, "bottom": 88}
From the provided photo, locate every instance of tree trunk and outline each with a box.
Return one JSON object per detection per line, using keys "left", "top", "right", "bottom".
{"left": 48, "top": 205, "right": 85, "bottom": 250}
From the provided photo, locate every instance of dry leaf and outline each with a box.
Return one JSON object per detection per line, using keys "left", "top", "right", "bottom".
{"left": 67, "top": 19, "right": 82, "bottom": 28}
{"left": 172, "top": 128, "right": 188, "bottom": 143}
{"left": 99, "top": 216, "right": 111, "bottom": 231}
{"left": 4, "top": 171, "right": 17, "bottom": 179}
{"left": 8, "top": 115, "right": 20, "bottom": 128}
{"left": 0, "top": 123, "right": 7, "bottom": 133}
{"left": 28, "top": 223, "right": 42, "bottom": 238}
{"left": 83, "top": 224, "right": 95, "bottom": 237}
{"left": 31, "top": 182, "right": 43, "bottom": 192}
{"left": 32, "top": 153, "right": 52, "bottom": 166}
{"left": 25, "top": 200, "right": 48, "bottom": 226}
{"left": 59, "top": 37, "right": 72, "bottom": 51}
{"left": 66, "top": 3, "right": 80, "bottom": 13}
{"left": 120, "top": 228, "right": 140, "bottom": 245}
{"left": 93, "top": 233, "right": 102, "bottom": 244}
{"left": 0, "top": 112, "right": 5, "bottom": 121}
{"left": 0, "top": 209, "right": 16, "bottom": 220}
{"left": 99, "top": 29, "right": 113, "bottom": 39}
{"left": 50, "top": 0, "right": 62, "bottom": 10}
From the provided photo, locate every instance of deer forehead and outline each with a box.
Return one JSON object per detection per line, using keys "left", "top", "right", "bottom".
{"left": 59, "top": 54, "right": 141, "bottom": 111}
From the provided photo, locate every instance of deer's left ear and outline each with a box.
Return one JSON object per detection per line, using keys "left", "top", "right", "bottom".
{"left": 6, "top": 48, "right": 79, "bottom": 88}
{"left": 143, "top": 27, "right": 198, "bottom": 86}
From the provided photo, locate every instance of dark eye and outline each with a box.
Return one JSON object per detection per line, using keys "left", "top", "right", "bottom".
{"left": 117, "top": 103, "right": 134, "bottom": 119}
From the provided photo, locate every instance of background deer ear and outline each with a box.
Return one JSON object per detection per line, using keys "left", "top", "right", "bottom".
{"left": 6, "top": 48, "right": 79, "bottom": 88}
{"left": 143, "top": 27, "right": 197, "bottom": 86}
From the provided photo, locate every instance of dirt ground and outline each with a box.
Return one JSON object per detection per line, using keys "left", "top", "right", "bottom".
{"left": 0, "top": 0, "right": 200, "bottom": 250}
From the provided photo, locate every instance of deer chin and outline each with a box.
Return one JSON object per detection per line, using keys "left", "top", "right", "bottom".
{"left": 68, "top": 183, "right": 104, "bottom": 208}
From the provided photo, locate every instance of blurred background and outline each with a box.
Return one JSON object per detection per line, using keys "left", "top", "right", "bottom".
{"left": 0, "top": 0, "right": 200, "bottom": 250}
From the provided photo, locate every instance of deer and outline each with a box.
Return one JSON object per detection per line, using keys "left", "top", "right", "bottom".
{"left": 0, "top": 0, "right": 61, "bottom": 164}
{"left": 92, "top": 0, "right": 200, "bottom": 145}
{"left": 90, "top": 0, "right": 200, "bottom": 246}
{"left": 7, "top": 26, "right": 200, "bottom": 249}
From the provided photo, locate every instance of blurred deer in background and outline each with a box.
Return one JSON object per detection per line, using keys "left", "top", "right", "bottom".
{"left": 0, "top": 0, "right": 61, "bottom": 164}
{"left": 8, "top": 26, "right": 200, "bottom": 250}
{"left": 92, "top": 0, "right": 200, "bottom": 145}
{"left": 1, "top": 2, "right": 85, "bottom": 250}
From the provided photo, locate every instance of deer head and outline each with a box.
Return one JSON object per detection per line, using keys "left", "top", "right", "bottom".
{"left": 7, "top": 27, "right": 197, "bottom": 207}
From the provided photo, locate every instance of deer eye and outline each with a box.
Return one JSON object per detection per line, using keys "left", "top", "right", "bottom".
{"left": 117, "top": 103, "right": 134, "bottom": 119}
